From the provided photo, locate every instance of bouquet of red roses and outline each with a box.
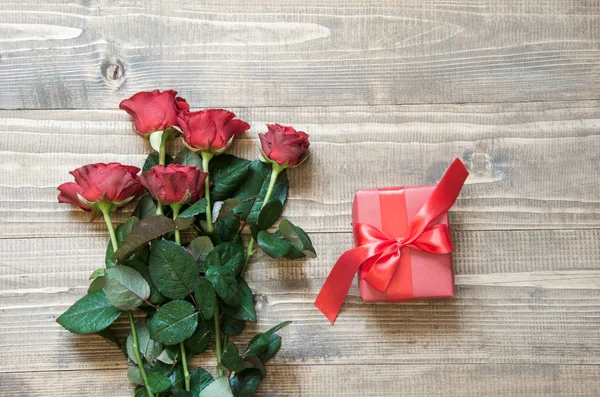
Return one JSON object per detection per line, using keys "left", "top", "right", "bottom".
{"left": 56, "top": 90, "right": 315, "bottom": 396}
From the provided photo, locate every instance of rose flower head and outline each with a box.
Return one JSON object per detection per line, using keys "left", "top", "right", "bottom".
{"left": 119, "top": 90, "right": 188, "bottom": 137}
{"left": 57, "top": 163, "right": 144, "bottom": 212}
{"left": 259, "top": 124, "right": 310, "bottom": 167}
{"left": 139, "top": 164, "right": 208, "bottom": 206}
{"left": 178, "top": 109, "right": 250, "bottom": 154}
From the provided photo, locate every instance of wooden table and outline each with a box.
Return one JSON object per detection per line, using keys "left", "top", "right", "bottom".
{"left": 1, "top": 1, "right": 599, "bottom": 396}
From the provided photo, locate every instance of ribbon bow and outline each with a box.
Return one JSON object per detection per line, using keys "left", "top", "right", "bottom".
{"left": 315, "top": 159, "right": 469, "bottom": 324}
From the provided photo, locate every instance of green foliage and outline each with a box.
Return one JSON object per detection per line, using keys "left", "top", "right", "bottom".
{"left": 229, "top": 369, "right": 262, "bottom": 397}
{"left": 58, "top": 151, "right": 316, "bottom": 396}
{"left": 221, "top": 341, "right": 245, "bottom": 372}
{"left": 257, "top": 219, "right": 317, "bottom": 259}
{"left": 221, "top": 278, "right": 256, "bottom": 322}
{"left": 232, "top": 161, "right": 288, "bottom": 223}
{"left": 199, "top": 377, "right": 234, "bottom": 397}
{"left": 209, "top": 154, "right": 252, "bottom": 202}
{"left": 193, "top": 278, "right": 216, "bottom": 319}
{"left": 179, "top": 198, "right": 207, "bottom": 219}
{"left": 148, "top": 300, "right": 198, "bottom": 345}
{"left": 103, "top": 265, "right": 150, "bottom": 310}
{"left": 113, "top": 216, "right": 183, "bottom": 261}
{"left": 174, "top": 147, "right": 203, "bottom": 169}
{"left": 245, "top": 322, "right": 292, "bottom": 357}
{"left": 56, "top": 290, "right": 122, "bottom": 334}
{"left": 149, "top": 240, "right": 200, "bottom": 300}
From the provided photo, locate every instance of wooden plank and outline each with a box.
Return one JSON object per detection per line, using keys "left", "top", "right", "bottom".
{"left": 0, "top": 1, "right": 599, "bottom": 108}
{"left": 1, "top": 101, "right": 599, "bottom": 238}
{"left": 1, "top": 364, "right": 600, "bottom": 397}
{"left": 1, "top": 229, "right": 599, "bottom": 373}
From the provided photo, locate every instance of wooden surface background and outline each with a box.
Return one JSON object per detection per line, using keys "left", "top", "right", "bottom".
{"left": 1, "top": 1, "right": 599, "bottom": 396}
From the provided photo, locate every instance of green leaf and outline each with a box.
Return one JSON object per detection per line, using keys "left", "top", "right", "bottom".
{"left": 243, "top": 356, "right": 266, "bottom": 378}
{"left": 233, "top": 162, "right": 288, "bottom": 223}
{"left": 190, "top": 368, "right": 214, "bottom": 396}
{"left": 173, "top": 392, "right": 193, "bottom": 397}
{"left": 96, "top": 327, "right": 120, "bottom": 349}
{"left": 148, "top": 300, "right": 198, "bottom": 345}
{"left": 113, "top": 216, "right": 182, "bottom": 261}
{"left": 230, "top": 369, "right": 262, "bottom": 397}
{"left": 185, "top": 325, "right": 209, "bottom": 354}
{"left": 147, "top": 372, "right": 171, "bottom": 393}
{"left": 103, "top": 265, "right": 150, "bottom": 310}
{"left": 133, "top": 195, "right": 157, "bottom": 220}
{"left": 199, "top": 377, "right": 234, "bottom": 397}
{"left": 127, "top": 365, "right": 144, "bottom": 386}
{"left": 279, "top": 219, "right": 317, "bottom": 258}
{"left": 134, "top": 385, "right": 149, "bottom": 397}
{"left": 204, "top": 242, "right": 245, "bottom": 275}
{"left": 193, "top": 278, "right": 216, "bottom": 319}
{"left": 257, "top": 200, "right": 283, "bottom": 231}
{"left": 222, "top": 341, "right": 245, "bottom": 373}
{"left": 143, "top": 152, "right": 172, "bottom": 173}
{"left": 221, "top": 313, "right": 246, "bottom": 336}
{"left": 87, "top": 276, "right": 105, "bottom": 293}
{"left": 126, "top": 320, "right": 163, "bottom": 364}
{"left": 157, "top": 347, "right": 177, "bottom": 364}
{"left": 216, "top": 215, "right": 241, "bottom": 243}
{"left": 123, "top": 251, "right": 166, "bottom": 306}
{"left": 105, "top": 217, "right": 139, "bottom": 268}
{"left": 257, "top": 334, "right": 281, "bottom": 363}
{"left": 188, "top": 236, "right": 214, "bottom": 264}
{"left": 169, "top": 364, "right": 185, "bottom": 393}
{"left": 245, "top": 321, "right": 292, "bottom": 357}
{"left": 214, "top": 198, "right": 242, "bottom": 221}
{"left": 221, "top": 278, "right": 256, "bottom": 322}
{"left": 179, "top": 198, "right": 207, "bottom": 219}
{"left": 256, "top": 231, "right": 291, "bottom": 258}
{"left": 56, "top": 290, "right": 122, "bottom": 334}
{"left": 205, "top": 267, "right": 239, "bottom": 307}
{"left": 89, "top": 268, "right": 104, "bottom": 280}
{"left": 210, "top": 155, "right": 252, "bottom": 202}
{"left": 174, "top": 147, "right": 203, "bottom": 169}
{"left": 149, "top": 240, "right": 200, "bottom": 300}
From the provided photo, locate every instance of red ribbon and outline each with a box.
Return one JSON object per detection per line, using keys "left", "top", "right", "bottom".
{"left": 314, "top": 159, "right": 469, "bottom": 323}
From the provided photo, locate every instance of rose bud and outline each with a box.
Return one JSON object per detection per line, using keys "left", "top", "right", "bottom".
{"left": 178, "top": 109, "right": 250, "bottom": 154}
{"left": 139, "top": 164, "right": 208, "bottom": 206}
{"left": 57, "top": 163, "right": 144, "bottom": 212}
{"left": 119, "top": 90, "right": 187, "bottom": 137}
{"left": 259, "top": 124, "right": 310, "bottom": 167}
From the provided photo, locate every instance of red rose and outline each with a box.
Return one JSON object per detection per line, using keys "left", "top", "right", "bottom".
{"left": 178, "top": 109, "right": 250, "bottom": 153}
{"left": 139, "top": 164, "right": 208, "bottom": 206}
{"left": 119, "top": 90, "right": 187, "bottom": 136}
{"left": 259, "top": 124, "right": 310, "bottom": 167}
{"left": 57, "top": 163, "right": 144, "bottom": 211}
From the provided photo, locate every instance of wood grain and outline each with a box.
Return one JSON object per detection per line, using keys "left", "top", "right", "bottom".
{"left": 1, "top": 101, "right": 599, "bottom": 239}
{"left": 2, "top": 364, "right": 600, "bottom": 397}
{"left": 0, "top": 1, "right": 598, "bottom": 108}
{"left": 1, "top": 228, "right": 599, "bottom": 374}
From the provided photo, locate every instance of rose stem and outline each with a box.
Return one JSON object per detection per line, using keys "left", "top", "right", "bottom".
{"left": 155, "top": 134, "right": 168, "bottom": 216}
{"left": 98, "top": 202, "right": 155, "bottom": 397}
{"left": 241, "top": 163, "right": 283, "bottom": 275}
{"left": 214, "top": 304, "right": 224, "bottom": 378}
{"left": 200, "top": 151, "right": 214, "bottom": 232}
{"left": 170, "top": 203, "right": 191, "bottom": 391}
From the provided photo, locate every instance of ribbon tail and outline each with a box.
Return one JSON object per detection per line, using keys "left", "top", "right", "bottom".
{"left": 315, "top": 244, "right": 380, "bottom": 324}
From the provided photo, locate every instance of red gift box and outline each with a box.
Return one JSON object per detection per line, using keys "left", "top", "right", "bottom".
{"left": 354, "top": 185, "right": 454, "bottom": 302}
{"left": 315, "top": 159, "right": 469, "bottom": 323}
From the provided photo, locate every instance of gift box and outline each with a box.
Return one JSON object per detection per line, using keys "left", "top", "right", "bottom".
{"left": 315, "top": 158, "right": 469, "bottom": 323}
{"left": 354, "top": 185, "right": 453, "bottom": 302}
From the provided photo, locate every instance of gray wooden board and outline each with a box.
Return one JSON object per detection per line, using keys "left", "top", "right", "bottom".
{"left": 0, "top": 1, "right": 598, "bottom": 108}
